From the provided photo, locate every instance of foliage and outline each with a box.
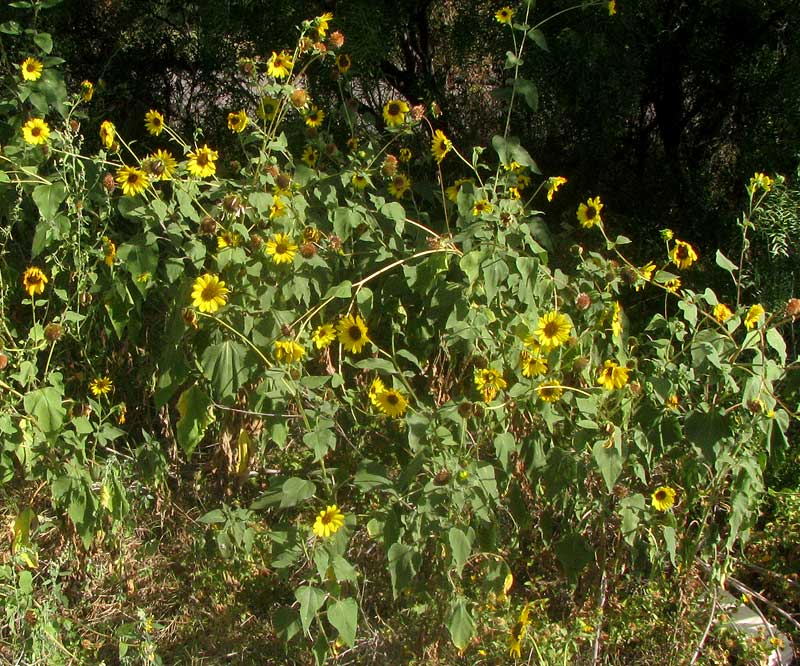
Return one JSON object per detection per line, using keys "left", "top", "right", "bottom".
{"left": 0, "top": 1, "right": 797, "bottom": 663}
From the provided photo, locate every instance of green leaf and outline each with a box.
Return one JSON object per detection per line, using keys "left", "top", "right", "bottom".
{"left": 715, "top": 249, "right": 738, "bottom": 274}
{"left": 327, "top": 598, "right": 358, "bottom": 647}
{"left": 323, "top": 281, "right": 352, "bottom": 300}
{"left": 513, "top": 78, "right": 539, "bottom": 112}
{"left": 447, "top": 596, "right": 475, "bottom": 650}
{"left": 619, "top": 494, "right": 645, "bottom": 546}
{"left": 555, "top": 532, "right": 593, "bottom": 584}
{"left": 33, "top": 32, "right": 53, "bottom": 54}
{"left": 766, "top": 328, "right": 787, "bottom": 364}
{"left": 662, "top": 525, "right": 677, "bottom": 564}
{"left": 201, "top": 340, "right": 247, "bottom": 401}
{"left": 526, "top": 28, "right": 548, "bottom": 51}
{"left": 448, "top": 527, "right": 471, "bottom": 577}
{"left": 279, "top": 477, "right": 316, "bottom": 508}
{"left": 592, "top": 440, "right": 623, "bottom": 492}
{"left": 32, "top": 183, "right": 66, "bottom": 221}
{"left": 333, "top": 207, "right": 362, "bottom": 240}
{"left": 198, "top": 509, "right": 225, "bottom": 524}
{"left": 295, "top": 585, "right": 326, "bottom": 635}
{"left": 504, "top": 51, "right": 523, "bottom": 69}
{"left": 491, "top": 135, "right": 539, "bottom": 173}
{"left": 387, "top": 542, "right": 418, "bottom": 598}
{"left": 24, "top": 386, "right": 65, "bottom": 433}
{"left": 685, "top": 408, "right": 730, "bottom": 462}
{"left": 175, "top": 386, "right": 213, "bottom": 458}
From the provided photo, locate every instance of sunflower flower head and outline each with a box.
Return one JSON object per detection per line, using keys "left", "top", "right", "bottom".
{"left": 472, "top": 199, "right": 493, "bottom": 216}
{"left": 713, "top": 303, "right": 733, "bottom": 324}
{"left": 336, "top": 53, "right": 351, "bottom": 74}
{"left": 144, "top": 109, "right": 165, "bottom": 136}
{"left": 388, "top": 173, "right": 411, "bottom": 198}
{"left": 547, "top": 176, "right": 567, "bottom": 202}
{"left": 116, "top": 165, "right": 150, "bottom": 197}
{"left": 267, "top": 51, "right": 293, "bottom": 78}
{"left": 191, "top": 273, "right": 229, "bottom": 313}
{"left": 431, "top": 129, "right": 452, "bottom": 164}
{"left": 305, "top": 105, "right": 325, "bottom": 128}
{"left": 22, "top": 267, "right": 48, "bottom": 297}
{"left": 312, "top": 323, "right": 336, "bottom": 349}
{"left": 89, "top": 376, "right": 113, "bottom": 397}
{"left": 227, "top": 110, "right": 248, "bottom": 133}
{"left": 81, "top": 80, "right": 94, "bottom": 102}
{"left": 534, "top": 311, "right": 571, "bottom": 352}
{"left": 99, "top": 120, "right": 116, "bottom": 149}
{"left": 597, "top": 360, "right": 630, "bottom": 390}
{"left": 383, "top": 99, "right": 410, "bottom": 128}
{"left": 375, "top": 386, "right": 409, "bottom": 418}
{"left": 577, "top": 196, "right": 603, "bottom": 229}
{"left": 474, "top": 367, "right": 507, "bottom": 403}
{"left": 313, "top": 505, "right": 345, "bottom": 538}
{"left": 745, "top": 304, "right": 765, "bottom": 330}
{"left": 520, "top": 351, "right": 548, "bottom": 378}
{"left": 670, "top": 239, "right": 698, "bottom": 270}
{"left": 651, "top": 486, "right": 676, "bottom": 512}
{"left": 266, "top": 233, "right": 298, "bottom": 265}
{"left": 187, "top": 144, "right": 219, "bottom": 178}
{"left": 537, "top": 381, "right": 564, "bottom": 403}
{"left": 21, "top": 57, "right": 43, "bottom": 81}
{"left": 22, "top": 118, "right": 50, "bottom": 146}
{"left": 495, "top": 7, "right": 514, "bottom": 24}
{"left": 337, "top": 314, "right": 370, "bottom": 354}
{"left": 274, "top": 340, "right": 305, "bottom": 364}
{"left": 144, "top": 149, "right": 177, "bottom": 181}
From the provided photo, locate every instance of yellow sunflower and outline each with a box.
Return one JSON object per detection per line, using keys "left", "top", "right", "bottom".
{"left": 89, "top": 376, "right": 113, "bottom": 397}
{"left": 608, "top": 0, "right": 617, "bottom": 15}
{"left": 145, "top": 149, "right": 177, "bottom": 181}
{"left": 144, "top": 109, "right": 165, "bottom": 136}
{"left": 534, "top": 311, "right": 571, "bottom": 352}
{"left": 577, "top": 196, "right": 603, "bottom": 228}
{"left": 265, "top": 233, "right": 298, "bottom": 265}
{"left": 191, "top": 273, "right": 229, "bottom": 313}
{"left": 187, "top": 144, "right": 219, "bottom": 178}
{"left": 520, "top": 351, "right": 548, "bottom": 378}
{"left": 547, "top": 176, "right": 567, "bottom": 202}
{"left": 611, "top": 301, "right": 623, "bottom": 337}
{"left": 375, "top": 387, "right": 409, "bottom": 418}
{"left": 597, "top": 360, "right": 629, "bottom": 390}
{"left": 316, "top": 11, "right": 334, "bottom": 38}
{"left": 313, "top": 505, "right": 345, "bottom": 538}
{"left": 337, "top": 314, "right": 370, "bottom": 353}
{"left": 257, "top": 96, "right": 280, "bottom": 121}
{"left": 383, "top": 99, "right": 410, "bottom": 127}
{"left": 399, "top": 147, "right": 412, "bottom": 162}
{"left": 651, "top": 486, "right": 676, "bottom": 512}
{"left": 22, "top": 118, "right": 50, "bottom": 145}
{"left": 474, "top": 367, "right": 507, "bottom": 403}
{"left": 273, "top": 340, "right": 305, "bottom": 363}
{"left": 99, "top": 120, "right": 115, "bottom": 149}
{"left": 388, "top": 173, "right": 411, "bottom": 198}
{"left": 670, "top": 239, "right": 698, "bottom": 270}
{"left": 81, "top": 80, "right": 94, "bottom": 102}
{"left": 302, "top": 145, "right": 319, "bottom": 167}
{"left": 116, "top": 166, "right": 150, "bottom": 197}
{"left": 102, "top": 236, "right": 116, "bottom": 266}
{"left": 537, "top": 381, "right": 563, "bottom": 403}
{"left": 665, "top": 278, "right": 681, "bottom": 294}
{"left": 312, "top": 323, "right": 336, "bottom": 349}
{"left": 227, "top": 110, "right": 248, "bottom": 133}
{"left": 369, "top": 377, "right": 386, "bottom": 407}
{"left": 495, "top": 7, "right": 514, "bottom": 24}
{"left": 267, "top": 51, "right": 293, "bottom": 78}
{"left": 446, "top": 179, "right": 471, "bottom": 202}
{"left": 431, "top": 129, "right": 452, "bottom": 163}
{"left": 351, "top": 172, "right": 369, "bottom": 190}
{"left": 472, "top": 199, "right": 493, "bottom": 216}
{"left": 336, "top": 53, "right": 351, "bottom": 74}
{"left": 305, "top": 105, "right": 325, "bottom": 128}
{"left": 745, "top": 304, "right": 765, "bottom": 330}
{"left": 713, "top": 303, "right": 733, "bottom": 323}
{"left": 22, "top": 266, "right": 48, "bottom": 297}
{"left": 21, "top": 57, "right": 43, "bottom": 81}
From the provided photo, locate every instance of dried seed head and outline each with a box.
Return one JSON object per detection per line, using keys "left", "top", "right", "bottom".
{"left": 381, "top": 154, "right": 398, "bottom": 177}
{"left": 290, "top": 89, "right": 308, "bottom": 108}
{"left": 102, "top": 173, "right": 116, "bottom": 193}
{"left": 276, "top": 173, "right": 291, "bottom": 190}
{"left": 44, "top": 323, "right": 63, "bottom": 342}
{"left": 199, "top": 216, "right": 217, "bottom": 235}
{"left": 576, "top": 292, "right": 592, "bottom": 310}
{"left": 300, "top": 242, "right": 317, "bottom": 258}
{"left": 328, "top": 31, "right": 345, "bottom": 48}
{"left": 786, "top": 298, "right": 800, "bottom": 318}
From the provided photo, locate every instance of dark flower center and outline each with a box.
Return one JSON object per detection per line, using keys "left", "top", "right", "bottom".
{"left": 349, "top": 325, "right": 362, "bottom": 340}
{"left": 31, "top": 127, "right": 42, "bottom": 137}
{"left": 586, "top": 206, "right": 596, "bottom": 219}
{"left": 196, "top": 153, "right": 209, "bottom": 166}
{"left": 655, "top": 490, "right": 667, "bottom": 501}
{"left": 276, "top": 243, "right": 287, "bottom": 254}
{"left": 387, "top": 394, "right": 399, "bottom": 405}
{"left": 388, "top": 102, "right": 401, "bottom": 116}
{"left": 676, "top": 245, "right": 688, "bottom": 259}
{"left": 543, "top": 321, "right": 560, "bottom": 337}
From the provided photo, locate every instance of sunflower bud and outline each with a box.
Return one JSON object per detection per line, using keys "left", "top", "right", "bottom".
{"left": 182, "top": 308, "right": 198, "bottom": 329}
{"left": 329, "top": 235, "right": 342, "bottom": 251}
{"left": 0, "top": 353, "right": 8, "bottom": 370}
{"left": 411, "top": 104, "right": 426, "bottom": 121}
{"left": 44, "top": 323, "right": 63, "bottom": 342}
{"left": 381, "top": 155, "right": 398, "bottom": 177}
{"left": 290, "top": 89, "right": 308, "bottom": 108}
{"left": 457, "top": 402, "right": 473, "bottom": 418}
{"left": 433, "top": 469, "right": 451, "bottom": 485}
{"left": 786, "top": 298, "right": 800, "bottom": 318}
{"left": 266, "top": 165, "right": 280, "bottom": 178}
{"left": 300, "top": 242, "right": 317, "bottom": 258}
{"left": 102, "top": 173, "right": 115, "bottom": 193}
{"left": 249, "top": 234, "right": 263, "bottom": 250}
{"left": 276, "top": 173, "right": 291, "bottom": 190}
{"left": 69, "top": 119, "right": 80, "bottom": 133}
{"left": 572, "top": 357, "right": 590, "bottom": 372}
{"left": 328, "top": 31, "right": 345, "bottom": 48}
{"left": 629, "top": 381, "right": 642, "bottom": 396}
{"left": 576, "top": 292, "right": 592, "bottom": 310}
{"left": 199, "top": 216, "right": 217, "bottom": 235}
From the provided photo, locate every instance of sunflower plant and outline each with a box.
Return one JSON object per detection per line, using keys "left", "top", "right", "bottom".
{"left": 0, "top": 2, "right": 795, "bottom": 663}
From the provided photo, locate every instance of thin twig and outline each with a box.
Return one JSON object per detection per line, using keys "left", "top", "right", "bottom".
{"left": 689, "top": 587, "right": 717, "bottom": 665}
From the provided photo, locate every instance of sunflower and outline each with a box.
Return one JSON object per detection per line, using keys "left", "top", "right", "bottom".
{"left": 116, "top": 166, "right": 150, "bottom": 197}
{"left": 102, "top": 236, "right": 116, "bottom": 267}
{"left": 227, "top": 110, "right": 248, "bottom": 133}
{"left": 22, "top": 267, "right": 48, "bottom": 297}
{"left": 217, "top": 231, "right": 242, "bottom": 250}
{"left": 313, "top": 505, "right": 345, "bottom": 538}
{"left": 336, "top": 53, "right": 351, "bottom": 74}
{"left": 597, "top": 360, "right": 629, "bottom": 390}
{"left": 670, "top": 239, "right": 698, "bottom": 270}
{"left": 346, "top": 137, "right": 359, "bottom": 152}
{"left": 608, "top": 0, "right": 617, "bottom": 15}
{"left": 267, "top": 51, "right": 293, "bottom": 78}
{"left": 89, "top": 376, "right": 113, "bottom": 397}
{"left": 144, "top": 109, "right": 165, "bottom": 136}
{"left": 191, "top": 273, "right": 229, "bottom": 313}
{"left": 316, "top": 11, "right": 334, "bottom": 38}
{"left": 399, "top": 147, "right": 412, "bottom": 162}
{"left": 537, "top": 381, "right": 563, "bottom": 403}
{"left": 375, "top": 387, "right": 409, "bottom": 418}
{"left": 81, "top": 80, "right": 94, "bottom": 102}
{"left": 337, "top": 314, "right": 370, "bottom": 353}
{"left": 302, "top": 145, "right": 319, "bottom": 167}
{"left": 744, "top": 304, "right": 765, "bottom": 330}
{"left": 495, "top": 7, "right": 514, "bottom": 24}
{"left": 265, "top": 234, "right": 297, "bottom": 265}
{"left": 383, "top": 99, "right": 409, "bottom": 127}
{"left": 547, "top": 176, "right": 567, "bottom": 202}
{"left": 577, "top": 196, "right": 603, "bottom": 228}
{"left": 445, "top": 178, "right": 471, "bottom": 202}
{"left": 651, "top": 486, "right": 676, "bottom": 512}
{"left": 21, "top": 57, "right": 43, "bottom": 81}
{"left": 368, "top": 377, "right": 386, "bottom": 407}
{"left": 431, "top": 129, "right": 452, "bottom": 163}
{"left": 312, "top": 323, "right": 336, "bottom": 349}
{"left": 534, "top": 311, "right": 571, "bottom": 352}
{"left": 638, "top": 261, "right": 656, "bottom": 284}
{"left": 472, "top": 199, "right": 493, "bottom": 216}
{"left": 611, "top": 301, "right": 623, "bottom": 337}
{"left": 351, "top": 172, "right": 369, "bottom": 190}
{"left": 748, "top": 172, "right": 774, "bottom": 195}
{"left": 144, "top": 149, "right": 177, "bottom": 181}
{"left": 508, "top": 604, "right": 531, "bottom": 658}
{"left": 388, "top": 173, "right": 411, "bottom": 198}
{"left": 274, "top": 340, "right": 305, "bottom": 363}
{"left": 269, "top": 197, "right": 286, "bottom": 220}
{"left": 305, "top": 105, "right": 325, "bottom": 128}
{"left": 257, "top": 96, "right": 280, "bottom": 121}
{"left": 474, "top": 368, "right": 507, "bottom": 403}
{"left": 99, "top": 120, "right": 115, "bottom": 149}
{"left": 520, "top": 351, "right": 548, "bottom": 378}
{"left": 664, "top": 278, "right": 681, "bottom": 294}
{"left": 713, "top": 303, "right": 733, "bottom": 323}
{"left": 187, "top": 144, "right": 219, "bottom": 178}
{"left": 22, "top": 118, "right": 50, "bottom": 145}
